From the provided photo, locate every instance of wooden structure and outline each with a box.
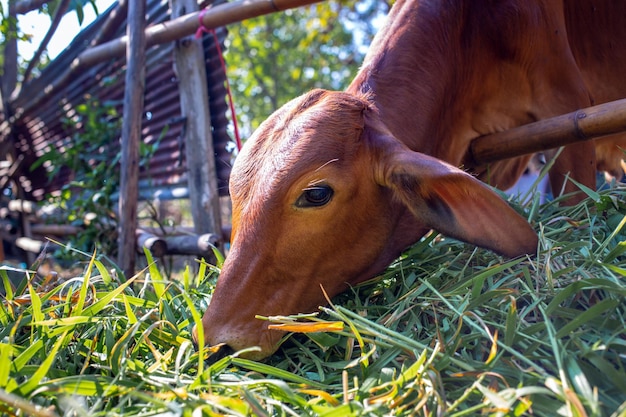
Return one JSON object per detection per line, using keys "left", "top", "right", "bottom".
{"left": 471, "top": 98, "right": 626, "bottom": 164}
{"left": 0, "top": 0, "right": 322, "bottom": 266}
{"left": 118, "top": 0, "right": 147, "bottom": 275}
{"left": 1, "top": 0, "right": 625, "bottom": 267}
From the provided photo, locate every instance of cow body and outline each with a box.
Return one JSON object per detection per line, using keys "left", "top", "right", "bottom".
{"left": 195, "top": 0, "right": 626, "bottom": 360}
{"left": 564, "top": 0, "right": 626, "bottom": 178}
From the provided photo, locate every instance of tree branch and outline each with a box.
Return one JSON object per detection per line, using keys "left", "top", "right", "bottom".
{"left": 91, "top": 0, "right": 127, "bottom": 47}
{"left": 2, "top": 0, "right": 19, "bottom": 103}
{"left": 14, "top": 0, "right": 51, "bottom": 15}
{"left": 21, "top": 0, "right": 71, "bottom": 84}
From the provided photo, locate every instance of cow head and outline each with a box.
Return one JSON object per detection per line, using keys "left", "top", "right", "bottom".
{"left": 193, "top": 89, "right": 537, "bottom": 360}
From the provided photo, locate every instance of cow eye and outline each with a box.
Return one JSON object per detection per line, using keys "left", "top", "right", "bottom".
{"left": 295, "top": 185, "right": 334, "bottom": 208}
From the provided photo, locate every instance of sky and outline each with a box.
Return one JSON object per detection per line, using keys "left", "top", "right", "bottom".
{"left": 10, "top": 0, "right": 116, "bottom": 60}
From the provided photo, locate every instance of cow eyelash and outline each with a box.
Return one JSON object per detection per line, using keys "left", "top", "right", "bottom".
{"left": 295, "top": 185, "right": 334, "bottom": 208}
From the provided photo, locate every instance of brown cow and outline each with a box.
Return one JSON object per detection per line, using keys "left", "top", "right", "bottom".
{"left": 194, "top": 0, "right": 626, "bottom": 360}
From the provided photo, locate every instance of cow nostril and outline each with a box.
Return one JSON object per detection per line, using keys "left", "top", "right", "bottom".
{"left": 205, "top": 344, "right": 235, "bottom": 366}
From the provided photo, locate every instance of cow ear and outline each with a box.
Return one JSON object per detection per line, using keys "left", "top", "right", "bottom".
{"left": 377, "top": 146, "right": 538, "bottom": 258}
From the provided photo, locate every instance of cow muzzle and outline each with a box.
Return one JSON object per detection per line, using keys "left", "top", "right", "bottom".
{"left": 192, "top": 305, "right": 286, "bottom": 361}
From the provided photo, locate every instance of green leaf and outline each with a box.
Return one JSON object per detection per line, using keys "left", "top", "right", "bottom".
{"left": 10, "top": 339, "right": 44, "bottom": 378}
{"left": 564, "top": 355, "right": 598, "bottom": 414}
{"left": 72, "top": 250, "right": 97, "bottom": 316}
{"left": 81, "top": 269, "right": 141, "bottom": 317}
{"left": 181, "top": 291, "right": 206, "bottom": 378}
{"left": 584, "top": 354, "right": 626, "bottom": 396}
{"left": 40, "top": 375, "right": 130, "bottom": 396}
{"left": 555, "top": 299, "right": 620, "bottom": 339}
{"left": 232, "top": 358, "right": 328, "bottom": 389}
{"left": 603, "top": 239, "right": 626, "bottom": 263}
{"left": 504, "top": 297, "right": 518, "bottom": 346}
{"left": 109, "top": 321, "right": 142, "bottom": 375}
{"left": 546, "top": 279, "right": 626, "bottom": 315}
{"left": 74, "top": 3, "right": 84, "bottom": 26}
{"left": 28, "top": 283, "right": 44, "bottom": 332}
{"left": 567, "top": 177, "right": 601, "bottom": 202}
{"left": 0, "top": 268, "right": 15, "bottom": 301}
{"left": 0, "top": 343, "right": 13, "bottom": 388}
{"left": 144, "top": 247, "right": 166, "bottom": 300}
{"left": 17, "top": 331, "right": 68, "bottom": 396}
{"left": 122, "top": 294, "right": 138, "bottom": 325}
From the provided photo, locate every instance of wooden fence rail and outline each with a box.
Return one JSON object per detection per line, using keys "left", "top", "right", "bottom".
{"left": 470, "top": 98, "right": 626, "bottom": 164}
{"left": 1, "top": 199, "right": 228, "bottom": 262}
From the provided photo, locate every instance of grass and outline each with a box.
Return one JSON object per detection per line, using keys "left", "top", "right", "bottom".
{"left": 1, "top": 183, "right": 626, "bottom": 416}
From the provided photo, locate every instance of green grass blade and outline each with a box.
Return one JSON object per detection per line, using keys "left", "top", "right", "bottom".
{"left": 122, "top": 294, "right": 138, "bottom": 325}
{"left": 504, "top": 296, "right": 518, "bottom": 346}
{"left": 72, "top": 250, "right": 97, "bottom": 316}
{"left": 469, "top": 258, "right": 525, "bottom": 299}
{"left": 0, "top": 343, "right": 13, "bottom": 388}
{"left": 16, "top": 331, "right": 68, "bottom": 396}
{"left": 567, "top": 177, "right": 601, "bottom": 202}
{"left": 93, "top": 258, "right": 113, "bottom": 285}
{"left": 564, "top": 355, "right": 599, "bottom": 415}
{"left": 232, "top": 358, "right": 328, "bottom": 389}
{"left": 11, "top": 339, "right": 44, "bottom": 376}
{"left": 546, "top": 279, "right": 626, "bottom": 315}
{"left": 40, "top": 375, "right": 132, "bottom": 396}
{"left": 0, "top": 268, "right": 15, "bottom": 301}
{"left": 0, "top": 300, "right": 11, "bottom": 328}
{"left": 81, "top": 270, "right": 141, "bottom": 317}
{"left": 144, "top": 247, "right": 166, "bottom": 300}
{"left": 27, "top": 282, "right": 45, "bottom": 334}
{"left": 584, "top": 354, "right": 626, "bottom": 397}
{"left": 555, "top": 299, "right": 620, "bottom": 339}
{"left": 181, "top": 291, "right": 205, "bottom": 377}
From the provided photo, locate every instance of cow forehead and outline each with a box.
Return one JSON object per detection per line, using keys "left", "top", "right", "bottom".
{"left": 230, "top": 91, "right": 370, "bottom": 201}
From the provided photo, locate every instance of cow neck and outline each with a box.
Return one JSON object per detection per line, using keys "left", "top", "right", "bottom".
{"left": 346, "top": 0, "right": 461, "bottom": 163}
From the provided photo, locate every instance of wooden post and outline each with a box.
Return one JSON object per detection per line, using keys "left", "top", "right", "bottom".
{"left": 169, "top": 0, "right": 222, "bottom": 239}
{"left": 118, "top": 0, "right": 147, "bottom": 278}
{"left": 470, "top": 98, "right": 626, "bottom": 164}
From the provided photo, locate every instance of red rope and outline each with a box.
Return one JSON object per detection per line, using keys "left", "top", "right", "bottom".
{"left": 196, "top": 8, "right": 243, "bottom": 152}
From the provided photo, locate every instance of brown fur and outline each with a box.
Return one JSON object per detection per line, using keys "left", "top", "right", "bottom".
{"left": 349, "top": 0, "right": 626, "bottom": 194}
{"left": 195, "top": 0, "right": 626, "bottom": 360}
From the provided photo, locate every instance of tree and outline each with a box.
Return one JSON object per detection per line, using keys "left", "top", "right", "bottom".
{"left": 224, "top": 0, "right": 391, "bottom": 139}
{"left": 0, "top": 0, "right": 97, "bottom": 115}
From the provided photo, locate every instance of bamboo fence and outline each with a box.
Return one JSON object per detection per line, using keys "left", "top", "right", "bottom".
{"left": 470, "top": 98, "right": 626, "bottom": 164}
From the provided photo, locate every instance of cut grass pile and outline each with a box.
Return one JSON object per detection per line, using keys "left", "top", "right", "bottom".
{"left": 1, "top": 184, "right": 625, "bottom": 416}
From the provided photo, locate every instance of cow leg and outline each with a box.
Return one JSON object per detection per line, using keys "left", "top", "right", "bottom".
{"left": 547, "top": 140, "right": 596, "bottom": 205}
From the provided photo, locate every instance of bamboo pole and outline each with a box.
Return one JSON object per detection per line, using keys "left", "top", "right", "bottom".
{"left": 137, "top": 231, "right": 167, "bottom": 257}
{"left": 12, "top": 0, "right": 323, "bottom": 118}
{"left": 136, "top": 231, "right": 220, "bottom": 257}
{"left": 470, "top": 98, "right": 626, "bottom": 164}
{"left": 164, "top": 233, "right": 220, "bottom": 256}
{"left": 30, "top": 224, "right": 81, "bottom": 236}
{"left": 15, "top": 237, "right": 60, "bottom": 254}
{"left": 91, "top": 0, "right": 128, "bottom": 47}
{"left": 7, "top": 199, "right": 38, "bottom": 214}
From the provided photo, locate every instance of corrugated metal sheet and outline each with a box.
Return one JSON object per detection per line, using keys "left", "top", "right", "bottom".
{"left": 5, "top": 0, "right": 233, "bottom": 201}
